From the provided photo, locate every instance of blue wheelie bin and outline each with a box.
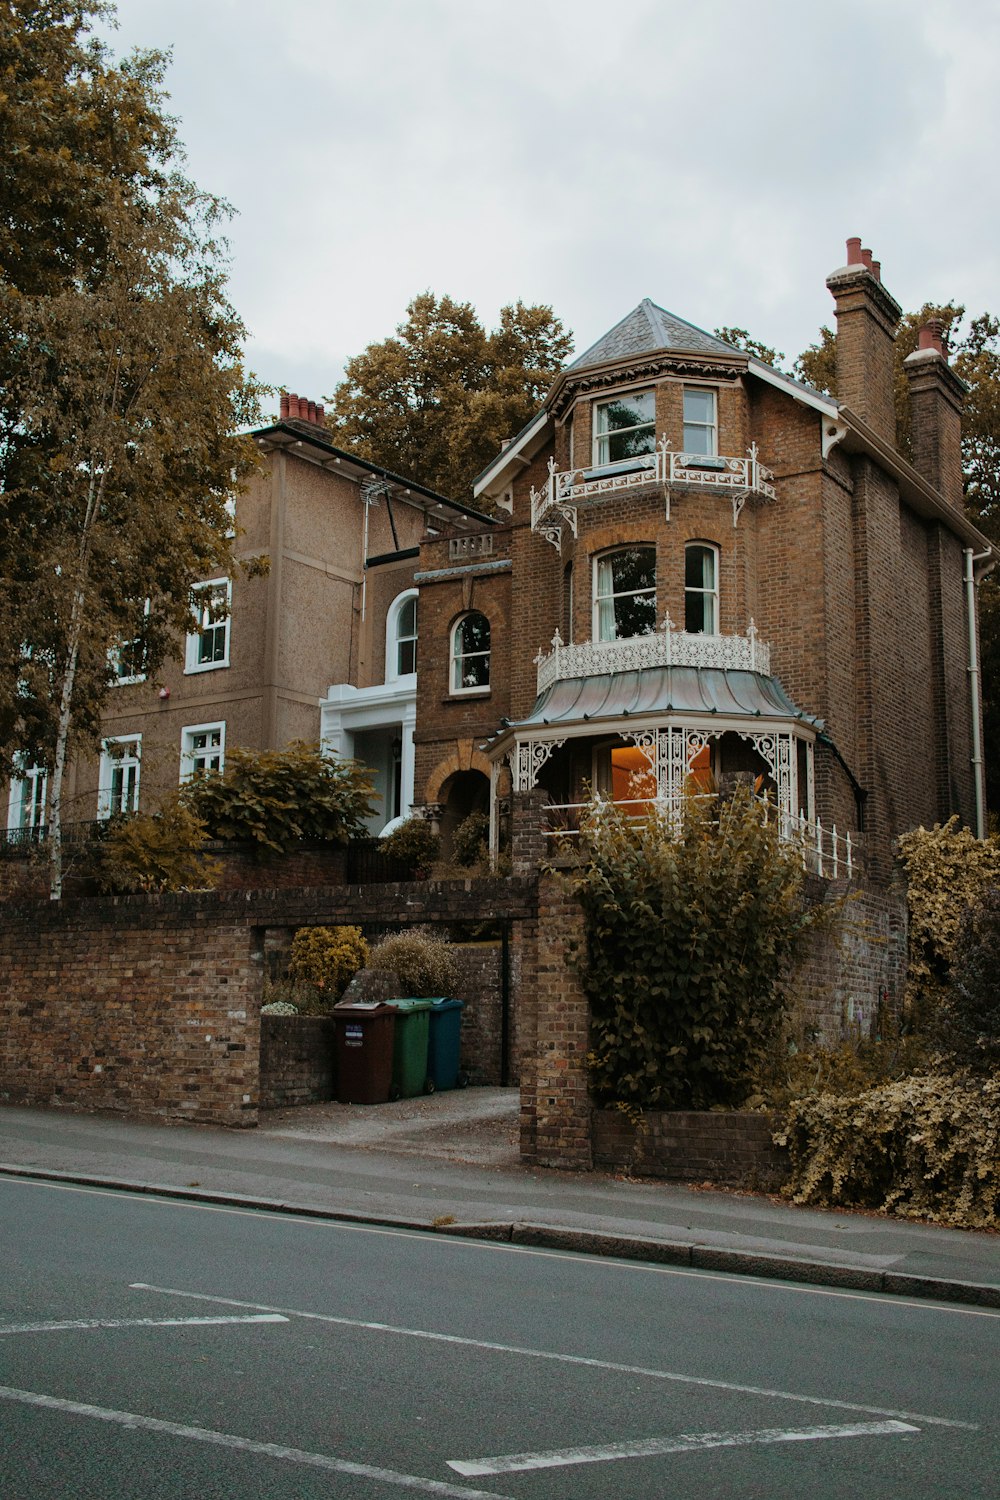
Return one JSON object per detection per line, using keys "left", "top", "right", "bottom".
{"left": 424, "top": 997, "right": 466, "bottom": 1091}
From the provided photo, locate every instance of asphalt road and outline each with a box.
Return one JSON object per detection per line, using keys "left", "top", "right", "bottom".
{"left": 2, "top": 1176, "right": 997, "bottom": 1499}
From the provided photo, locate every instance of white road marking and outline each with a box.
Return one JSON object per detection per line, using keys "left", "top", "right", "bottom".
{"left": 449, "top": 1419, "right": 921, "bottom": 1476}
{"left": 0, "top": 1384, "right": 514, "bottom": 1500}
{"left": 130, "top": 1281, "right": 978, "bottom": 1432}
{"left": 0, "top": 1315, "right": 287, "bottom": 1336}
{"left": 7, "top": 1177, "right": 999, "bottom": 1321}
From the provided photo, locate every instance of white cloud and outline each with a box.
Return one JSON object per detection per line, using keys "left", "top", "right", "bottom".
{"left": 106, "top": 0, "right": 1000, "bottom": 415}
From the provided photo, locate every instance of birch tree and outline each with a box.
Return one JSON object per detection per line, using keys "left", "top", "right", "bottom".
{"left": 0, "top": 4, "right": 260, "bottom": 896}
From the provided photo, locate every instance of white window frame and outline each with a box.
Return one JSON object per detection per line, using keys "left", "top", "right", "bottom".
{"left": 385, "top": 589, "right": 418, "bottom": 682}
{"left": 185, "top": 578, "right": 232, "bottom": 674}
{"left": 682, "top": 387, "right": 718, "bottom": 457}
{"left": 593, "top": 547, "right": 657, "bottom": 643}
{"left": 7, "top": 757, "right": 47, "bottom": 833}
{"left": 593, "top": 389, "right": 656, "bottom": 467}
{"left": 180, "top": 721, "right": 226, "bottom": 782}
{"left": 684, "top": 541, "right": 720, "bottom": 635}
{"left": 109, "top": 598, "right": 151, "bottom": 686}
{"left": 97, "top": 735, "right": 141, "bottom": 820}
{"left": 450, "top": 612, "right": 491, "bottom": 695}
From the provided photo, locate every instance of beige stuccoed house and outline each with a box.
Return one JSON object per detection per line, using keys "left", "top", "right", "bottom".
{"left": 4, "top": 395, "right": 489, "bottom": 840}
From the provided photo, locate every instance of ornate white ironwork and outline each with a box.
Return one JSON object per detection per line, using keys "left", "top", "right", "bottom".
{"left": 535, "top": 621, "right": 771, "bottom": 694}
{"left": 509, "top": 737, "right": 565, "bottom": 792}
{"left": 539, "top": 795, "right": 856, "bottom": 879}
{"left": 529, "top": 456, "right": 579, "bottom": 553}
{"left": 530, "top": 438, "right": 775, "bottom": 544}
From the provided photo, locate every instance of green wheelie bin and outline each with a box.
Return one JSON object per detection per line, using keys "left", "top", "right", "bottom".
{"left": 386, "top": 998, "right": 433, "bottom": 1099}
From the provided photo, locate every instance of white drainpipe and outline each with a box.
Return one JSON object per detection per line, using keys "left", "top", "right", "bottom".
{"left": 964, "top": 547, "right": 994, "bottom": 839}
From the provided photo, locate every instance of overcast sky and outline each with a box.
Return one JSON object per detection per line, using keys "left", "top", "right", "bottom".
{"left": 105, "top": 0, "right": 1000, "bottom": 423}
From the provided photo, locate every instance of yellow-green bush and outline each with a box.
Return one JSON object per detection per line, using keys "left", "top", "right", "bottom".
{"left": 287, "top": 925, "right": 368, "bottom": 1003}
{"left": 776, "top": 1072, "right": 1000, "bottom": 1228}
{"left": 897, "top": 818, "right": 1000, "bottom": 1011}
{"left": 94, "top": 793, "right": 221, "bottom": 893}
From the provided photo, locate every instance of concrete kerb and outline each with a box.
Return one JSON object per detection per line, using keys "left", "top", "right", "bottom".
{"left": 2, "top": 1163, "right": 997, "bottom": 1311}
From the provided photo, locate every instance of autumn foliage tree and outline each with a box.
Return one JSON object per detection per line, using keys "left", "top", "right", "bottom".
{"left": 326, "top": 293, "right": 573, "bottom": 500}
{"left": 0, "top": 2, "right": 261, "bottom": 896}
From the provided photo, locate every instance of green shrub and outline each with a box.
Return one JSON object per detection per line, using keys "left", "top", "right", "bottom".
{"left": 776, "top": 1072, "right": 1000, "bottom": 1228}
{"left": 94, "top": 793, "right": 221, "bottom": 893}
{"left": 573, "top": 787, "right": 812, "bottom": 1111}
{"left": 181, "top": 742, "right": 374, "bottom": 856}
{"left": 379, "top": 817, "right": 440, "bottom": 877}
{"left": 451, "top": 810, "right": 489, "bottom": 868}
{"left": 946, "top": 884, "right": 1000, "bottom": 1071}
{"left": 366, "top": 925, "right": 456, "bottom": 996}
{"left": 287, "top": 926, "right": 368, "bottom": 999}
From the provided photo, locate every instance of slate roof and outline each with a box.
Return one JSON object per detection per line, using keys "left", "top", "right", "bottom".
{"left": 504, "top": 665, "right": 823, "bottom": 733}
{"left": 569, "top": 299, "right": 740, "bottom": 371}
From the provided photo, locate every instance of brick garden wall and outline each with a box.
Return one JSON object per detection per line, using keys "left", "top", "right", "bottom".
{"left": 0, "top": 893, "right": 263, "bottom": 1125}
{"left": 517, "top": 866, "right": 907, "bottom": 1173}
{"left": 259, "top": 1015, "right": 335, "bottom": 1108}
{"left": 592, "top": 1110, "right": 788, "bottom": 1188}
{"left": 793, "top": 874, "right": 908, "bottom": 1042}
{"left": 0, "top": 877, "right": 536, "bottom": 1127}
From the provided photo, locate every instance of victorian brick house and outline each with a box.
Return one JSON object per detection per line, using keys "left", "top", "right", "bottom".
{"left": 5, "top": 396, "right": 489, "bottom": 839}
{"left": 413, "top": 240, "right": 993, "bottom": 880}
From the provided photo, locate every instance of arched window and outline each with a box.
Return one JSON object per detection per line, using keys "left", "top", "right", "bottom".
{"left": 451, "top": 612, "right": 490, "bottom": 693}
{"left": 386, "top": 590, "right": 418, "bottom": 680}
{"left": 684, "top": 543, "right": 719, "bottom": 634}
{"left": 593, "top": 547, "right": 656, "bottom": 642}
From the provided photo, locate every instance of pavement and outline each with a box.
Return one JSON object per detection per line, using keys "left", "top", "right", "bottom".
{"left": 0, "top": 1089, "right": 997, "bottom": 1308}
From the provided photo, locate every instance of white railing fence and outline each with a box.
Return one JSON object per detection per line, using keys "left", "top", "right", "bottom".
{"left": 541, "top": 793, "right": 855, "bottom": 880}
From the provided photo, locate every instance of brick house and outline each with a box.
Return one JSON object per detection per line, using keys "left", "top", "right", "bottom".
{"left": 413, "top": 241, "right": 994, "bottom": 880}
{"left": 5, "top": 395, "right": 489, "bottom": 839}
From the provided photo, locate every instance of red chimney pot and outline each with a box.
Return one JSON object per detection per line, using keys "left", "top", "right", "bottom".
{"left": 861, "top": 247, "right": 874, "bottom": 271}
{"left": 280, "top": 392, "right": 290, "bottom": 420}
{"left": 871, "top": 260, "right": 881, "bottom": 283}
{"left": 846, "top": 236, "right": 862, "bottom": 264}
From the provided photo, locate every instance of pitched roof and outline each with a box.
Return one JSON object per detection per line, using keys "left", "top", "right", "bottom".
{"left": 569, "top": 298, "right": 739, "bottom": 371}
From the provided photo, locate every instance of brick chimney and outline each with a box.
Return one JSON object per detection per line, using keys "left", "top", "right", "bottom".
{"left": 826, "top": 237, "right": 902, "bottom": 445}
{"left": 280, "top": 391, "right": 327, "bottom": 434}
{"left": 902, "top": 318, "right": 966, "bottom": 510}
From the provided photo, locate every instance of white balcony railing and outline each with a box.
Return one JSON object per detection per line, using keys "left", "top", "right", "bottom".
{"left": 540, "top": 794, "right": 855, "bottom": 880}
{"left": 535, "top": 620, "right": 770, "bottom": 694}
{"left": 530, "top": 438, "right": 775, "bottom": 538}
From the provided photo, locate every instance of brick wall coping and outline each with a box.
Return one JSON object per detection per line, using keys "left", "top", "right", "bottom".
{"left": 0, "top": 874, "right": 538, "bottom": 933}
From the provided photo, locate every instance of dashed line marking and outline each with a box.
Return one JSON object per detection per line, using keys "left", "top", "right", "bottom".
{"left": 448, "top": 1419, "right": 921, "bottom": 1476}
{"left": 0, "top": 1385, "right": 514, "bottom": 1500}
{"left": 0, "top": 1315, "right": 287, "bottom": 1336}
{"left": 130, "top": 1281, "right": 979, "bottom": 1431}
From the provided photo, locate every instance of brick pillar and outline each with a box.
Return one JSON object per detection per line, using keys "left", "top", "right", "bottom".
{"left": 519, "top": 869, "right": 593, "bottom": 1170}
{"left": 826, "top": 237, "right": 901, "bottom": 445}
{"left": 903, "top": 322, "right": 966, "bottom": 511}
{"left": 511, "top": 788, "right": 549, "bottom": 875}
